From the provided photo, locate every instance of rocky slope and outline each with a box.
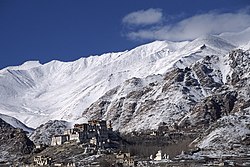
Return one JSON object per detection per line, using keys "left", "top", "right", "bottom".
{"left": 0, "top": 118, "right": 34, "bottom": 162}
{"left": 186, "top": 49, "right": 250, "bottom": 155}
{"left": 83, "top": 48, "right": 249, "bottom": 133}
{"left": 83, "top": 45, "right": 250, "bottom": 156}
{"left": 29, "top": 120, "right": 70, "bottom": 145}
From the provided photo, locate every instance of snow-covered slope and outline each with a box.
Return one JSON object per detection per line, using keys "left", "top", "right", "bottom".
{"left": 0, "top": 28, "right": 249, "bottom": 131}
{"left": 198, "top": 114, "right": 250, "bottom": 152}
{"left": 218, "top": 27, "right": 250, "bottom": 47}
{"left": 0, "top": 41, "right": 187, "bottom": 128}
{"left": 0, "top": 113, "right": 34, "bottom": 133}
{"left": 175, "top": 48, "right": 250, "bottom": 156}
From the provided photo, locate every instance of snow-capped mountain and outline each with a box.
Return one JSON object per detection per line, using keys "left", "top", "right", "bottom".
{"left": 0, "top": 27, "right": 249, "bottom": 135}
{"left": 0, "top": 40, "right": 187, "bottom": 128}
{"left": 84, "top": 45, "right": 250, "bottom": 134}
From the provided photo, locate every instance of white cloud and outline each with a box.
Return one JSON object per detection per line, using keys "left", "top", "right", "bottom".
{"left": 122, "top": 8, "right": 163, "bottom": 26}
{"left": 125, "top": 11, "right": 250, "bottom": 41}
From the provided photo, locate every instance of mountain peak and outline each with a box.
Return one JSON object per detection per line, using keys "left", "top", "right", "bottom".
{"left": 188, "top": 34, "right": 235, "bottom": 52}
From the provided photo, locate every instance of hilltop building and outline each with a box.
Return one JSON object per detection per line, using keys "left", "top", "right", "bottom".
{"left": 51, "top": 120, "right": 117, "bottom": 149}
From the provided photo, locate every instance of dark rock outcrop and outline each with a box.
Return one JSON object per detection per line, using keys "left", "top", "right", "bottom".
{"left": 0, "top": 118, "right": 34, "bottom": 161}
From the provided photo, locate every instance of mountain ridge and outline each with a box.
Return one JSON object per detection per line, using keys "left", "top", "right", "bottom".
{"left": 0, "top": 28, "right": 249, "bottom": 131}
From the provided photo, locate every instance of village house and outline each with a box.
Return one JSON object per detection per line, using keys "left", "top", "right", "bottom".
{"left": 116, "top": 152, "right": 136, "bottom": 167}
{"left": 33, "top": 156, "right": 52, "bottom": 166}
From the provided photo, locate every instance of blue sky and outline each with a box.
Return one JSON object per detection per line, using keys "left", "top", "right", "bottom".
{"left": 0, "top": 0, "right": 249, "bottom": 69}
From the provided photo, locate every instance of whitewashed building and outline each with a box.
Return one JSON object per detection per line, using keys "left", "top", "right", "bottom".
{"left": 51, "top": 134, "right": 69, "bottom": 146}
{"left": 34, "top": 156, "right": 52, "bottom": 166}
{"left": 116, "top": 152, "right": 135, "bottom": 167}
{"left": 154, "top": 150, "right": 162, "bottom": 161}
